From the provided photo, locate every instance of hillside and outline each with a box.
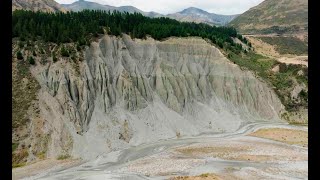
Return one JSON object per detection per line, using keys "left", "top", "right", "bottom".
{"left": 12, "top": 0, "right": 67, "bottom": 12}
{"left": 12, "top": 10, "right": 308, "bottom": 168}
{"left": 12, "top": 10, "right": 252, "bottom": 167}
{"left": 11, "top": 0, "right": 309, "bottom": 178}
{"left": 12, "top": 34, "right": 285, "bottom": 164}
{"left": 229, "top": 0, "right": 308, "bottom": 37}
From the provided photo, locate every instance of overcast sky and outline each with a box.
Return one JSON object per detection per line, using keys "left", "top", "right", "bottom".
{"left": 56, "top": 0, "right": 264, "bottom": 15}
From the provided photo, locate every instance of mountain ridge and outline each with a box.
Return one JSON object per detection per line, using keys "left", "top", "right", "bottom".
{"left": 168, "top": 7, "right": 239, "bottom": 26}
{"left": 61, "top": 0, "right": 238, "bottom": 26}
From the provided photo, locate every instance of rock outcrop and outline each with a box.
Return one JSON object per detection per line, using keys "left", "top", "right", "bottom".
{"left": 30, "top": 35, "right": 284, "bottom": 159}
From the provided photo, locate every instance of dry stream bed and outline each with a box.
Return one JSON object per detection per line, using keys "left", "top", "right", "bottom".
{"left": 13, "top": 123, "right": 307, "bottom": 180}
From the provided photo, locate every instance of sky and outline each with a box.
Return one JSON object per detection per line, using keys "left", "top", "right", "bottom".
{"left": 56, "top": 0, "right": 265, "bottom": 15}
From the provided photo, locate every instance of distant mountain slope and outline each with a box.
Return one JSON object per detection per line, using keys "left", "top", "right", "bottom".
{"left": 12, "top": 0, "right": 67, "bottom": 12}
{"left": 62, "top": 0, "right": 237, "bottom": 26}
{"left": 61, "top": 0, "right": 163, "bottom": 17}
{"left": 229, "top": 0, "right": 308, "bottom": 35}
{"left": 62, "top": 0, "right": 117, "bottom": 12}
{"left": 167, "top": 7, "right": 238, "bottom": 26}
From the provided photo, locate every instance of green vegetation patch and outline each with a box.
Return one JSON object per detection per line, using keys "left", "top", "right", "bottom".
{"left": 12, "top": 163, "right": 26, "bottom": 168}
{"left": 227, "top": 51, "right": 307, "bottom": 112}
{"left": 12, "top": 149, "right": 29, "bottom": 168}
{"left": 12, "top": 143, "right": 19, "bottom": 152}
{"left": 57, "top": 154, "right": 71, "bottom": 160}
{"left": 17, "top": 51, "right": 23, "bottom": 60}
{"left": 28, "top": 56, "right": 35, "bottom": 65}
{"left": 61, "top": 46, "right": 70, "bottom": 57}
{"left": 13, "top": 54, "right": 40, "bottom": 129}
{"left": 227, "top": 51, "right": 275, "bottom": 77}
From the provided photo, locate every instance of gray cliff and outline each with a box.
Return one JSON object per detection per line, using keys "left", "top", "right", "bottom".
{"left": 30, "top": 35, "right": 284, "bottom": 159}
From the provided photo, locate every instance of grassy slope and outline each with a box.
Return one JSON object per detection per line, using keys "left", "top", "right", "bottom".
{"left": 256, "top": 36, "right": 308, "bottom": 55}
{"left": 12, "top": 39, "right": 83, "bottom": 167}
{"left": 12, "top": 45, "right": 40, "bottom": 129}
{"left": 225, "top": 50, "right": 307, "bottom": 115}
{"left": 12, "top": 40, "right": 41, "bottom": 167}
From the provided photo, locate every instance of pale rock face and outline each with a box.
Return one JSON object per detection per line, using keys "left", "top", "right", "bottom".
{"left": 31, "top": 35, "right": 285, "bottom": 159}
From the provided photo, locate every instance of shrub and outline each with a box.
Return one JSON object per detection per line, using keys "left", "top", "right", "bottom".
{"left": 18, "top": 41, "right": 24, "bottom": 48}
{"left": 27, "top": 40, "right": 31, "bottom": 46}
{"left": 37, "top": 152, "right": 46, "bottom": 160}
{"left": 17, "top": 51, "right": 23, "bottom": 60}
{"left": 12, "top": 143, "right": 18, "bottom": 152}
{"left": 12, "top": 149, "right": 29, "bottom": 168}
{"left": 298, "top": 90, "right": 308, "bottom": 102}
{"left": 200, "top": 173, "right": 210, "bottom": 177}
{"left": 76, "top": 43, "right": 81, "bottom": 51}
{"left": 28, "top": 56, "right": 35, "bottom": 65}
{"left": 217, "top": 41, "right": 223, "bottom": 48}
{"left": 52, "top": 54, "right": 58, "bottom": 63}
{"left": 12, "top": 163, "right": 26, "bottom": 168}
{"left": 57, "top": 154, "right": 70, "bottom": 160}
{"left": 61, "top": 46, "right": 70, "bottom": 57}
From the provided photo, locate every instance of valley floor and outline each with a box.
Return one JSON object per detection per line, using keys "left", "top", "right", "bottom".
{"left": 13, "top": 122, "right": 308, "bottom": 180}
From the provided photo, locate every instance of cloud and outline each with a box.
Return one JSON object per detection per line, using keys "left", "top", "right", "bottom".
{"left": 56, "top": 0, "right": 264, "bottom": 15}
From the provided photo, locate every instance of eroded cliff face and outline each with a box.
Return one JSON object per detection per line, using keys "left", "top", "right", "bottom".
{"left": 29, "top": 35, "right": 284, "bottom": 159}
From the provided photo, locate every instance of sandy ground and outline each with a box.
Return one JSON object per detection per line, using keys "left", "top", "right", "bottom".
{"left": 12, "top": 158, "right": 83, "bottom": 180}
{"left": 277, "top": 56, "right": 308, "bottom": 67}
{"left": 170, "top": 173, "right": 223, "bottom": 180}
{"left": 121, "top": 126, "right": 307, "bottom": 179}
{"left": 248, "top": 128, "right": 308, "bottom": 147}
{"left": 115, "top": 126, "right": 307, "bottom": 179}
{"left": 13, "top": 123, "right": 308, "bottom": 180}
